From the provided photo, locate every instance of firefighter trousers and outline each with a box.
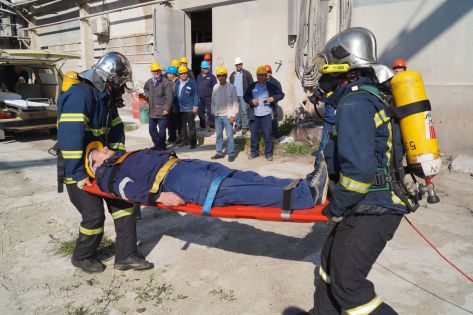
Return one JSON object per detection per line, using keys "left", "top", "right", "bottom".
{"left": 66, "top": 184, "right": 137, "bottom": 262}
{"left": 312, "top": 213, "right": 402, "bottom": 315}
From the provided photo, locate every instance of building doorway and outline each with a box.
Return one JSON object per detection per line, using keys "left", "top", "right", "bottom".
{"left": 190, "top": 9, "right": 212, "bottom": 77}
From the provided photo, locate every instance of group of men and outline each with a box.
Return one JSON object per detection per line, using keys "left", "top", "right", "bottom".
{"left": 56, "top": 26, "right": 414, "bottom": 315}
{"left": 144, "top": 55, "right": 285, "bottom": 161}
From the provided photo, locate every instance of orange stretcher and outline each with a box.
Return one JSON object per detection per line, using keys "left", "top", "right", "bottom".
{"left": 83, "top": 180, "right": 329, "bottom": 223}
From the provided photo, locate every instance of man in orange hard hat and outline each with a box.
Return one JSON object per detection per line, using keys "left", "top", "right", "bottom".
{"left": 265, "top": 64, "right": 284, "bottom": 137}
{"left": 392, "top": 59, "right": 407, "bottom": 73}
{"left": 204, "top": 53, "right": 213, "bottom": 72}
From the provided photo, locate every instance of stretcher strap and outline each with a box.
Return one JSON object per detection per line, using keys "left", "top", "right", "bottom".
{"left": 202, "top": 170, "right": 236, "bottom": 216}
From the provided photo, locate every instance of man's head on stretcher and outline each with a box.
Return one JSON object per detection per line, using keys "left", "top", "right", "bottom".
{"left": 88, "top": 146, "right": 186, "bottom": 207}
{"left": 85, "top": 145, "right": 328, "bottom": 208}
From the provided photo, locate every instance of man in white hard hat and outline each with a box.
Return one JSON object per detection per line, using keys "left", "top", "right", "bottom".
{"left": 229, "top": 57, "right": 254, "bottom": 135}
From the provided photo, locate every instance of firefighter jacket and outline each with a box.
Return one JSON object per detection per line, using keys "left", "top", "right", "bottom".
{"left": 57, "top": 82, "right": 126, "bottom": 184}
{"left": 324, "top": 76, "right": 408, "bottom": 217}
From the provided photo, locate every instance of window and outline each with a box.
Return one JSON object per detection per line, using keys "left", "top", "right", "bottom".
{"left": 35, "top": 68, "right": 57, "bottom": 85}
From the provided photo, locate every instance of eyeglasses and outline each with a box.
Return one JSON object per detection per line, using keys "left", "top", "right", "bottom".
{"left": 235, "top": 63, "right": 243, "bottom": 66}
{"left": 217, "top": 75, "right": 226, "bottom": 78}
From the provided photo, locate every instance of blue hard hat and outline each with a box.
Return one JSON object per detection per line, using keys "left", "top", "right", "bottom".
{"left": 166, "top": 66, "right": 178, "bottom": 75}
{"left": 201, "top": 60, "right": 210, "bottom": 69}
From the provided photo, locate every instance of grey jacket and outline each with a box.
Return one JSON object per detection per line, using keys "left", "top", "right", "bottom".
{"left": 144, "top": 75, "right": 173, "bottom": 118}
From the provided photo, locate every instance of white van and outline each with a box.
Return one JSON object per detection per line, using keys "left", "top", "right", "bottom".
{"left": 0, "top": 49, "right": 80, "bottom": 140}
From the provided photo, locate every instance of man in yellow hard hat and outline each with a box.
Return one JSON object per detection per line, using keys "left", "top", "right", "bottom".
{"left": 179, "top": 56, "right": 195, "bottom": 79}
{"left": 211, "top": 66, "right": 239, "bottom": 162}
{"left": 144, "top": 62, "right": 173, "bottom": 151}
{"left": 170, "top": 59, "right": 180, "bottom": 67}
{"left": 243, "top": 66, "right": 284, "bottom": 161}
{"left": 175, "top": 66, "right": 199, "bottom": 148}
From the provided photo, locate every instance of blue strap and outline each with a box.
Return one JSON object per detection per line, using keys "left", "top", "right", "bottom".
{"left": 202, "top": 169, "right": 236, "bottom": 216}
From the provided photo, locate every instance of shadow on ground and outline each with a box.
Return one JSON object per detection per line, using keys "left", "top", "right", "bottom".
{"left": 137, "top": 206, "right": 331, "bottom": 265}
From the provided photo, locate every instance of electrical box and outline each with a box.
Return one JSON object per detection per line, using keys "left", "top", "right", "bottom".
{"left": 93, "top": 16, "right": 110, "bottom": 36}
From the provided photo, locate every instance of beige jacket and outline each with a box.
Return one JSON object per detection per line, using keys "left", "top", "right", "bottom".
{"left": 211, "top": 82, "right": 238, "bottom": 118}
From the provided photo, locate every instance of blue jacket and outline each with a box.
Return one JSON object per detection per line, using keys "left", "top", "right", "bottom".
{"left": 97, "top": 149, "right": 172, "bottom": 202}
{"left": 324, "top": 76, "right": 407, "bottom": 217}
{"left": 175, "top": 78, "right": 200, "bottom": 112}
{"left": 57, "top": 82, "right": 125, "bottom": 183}
{"left": 243, "top": 80, "right": 285, "bottom": 119}
{"left": 196, "top": 73, "right": 217, "bottom": 98}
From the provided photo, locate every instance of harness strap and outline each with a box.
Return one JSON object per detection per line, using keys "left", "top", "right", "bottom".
{"left": 149, "top": 157, "right": 180, "bottom": 194}
{"left": 57, "top": 152, "right": 65, "bottom": 193}
{"left": 386, "top": 100, "right": 431, "bottom": 119}
{"left": 202, "top": 169, "right": 236, "bottom": 216}
{"left": 281, "top": 179, "right": 302, "bottom": 220}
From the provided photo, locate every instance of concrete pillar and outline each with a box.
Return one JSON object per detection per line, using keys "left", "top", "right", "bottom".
{"left": 79, "top": 4, "right": 94, "bottom": 70}
{"left": 325, "top": 0, "right": 339, "bottom": 41}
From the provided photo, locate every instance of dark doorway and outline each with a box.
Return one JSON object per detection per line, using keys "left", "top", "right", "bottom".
{"left": 190, "top": 10, "right": 212, "bottom": 77}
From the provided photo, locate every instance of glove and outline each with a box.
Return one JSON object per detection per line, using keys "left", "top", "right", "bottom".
{"left": 76, "top": 177, "right": 92, "bottom": 189}
{"left": 322, "top": 205, "right": 343, "bottom": 224}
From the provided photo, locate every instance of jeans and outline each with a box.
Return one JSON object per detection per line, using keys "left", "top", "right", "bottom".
{"left": 235, "top": 96, "right": 249, "bottom": 129}
{"left": 250, "top": 114, "right": 272, "bottom": 157}
{"left": 149, "top": 117, "right": 168, "bottom": 150}
{"left": 162, "top": 160, "right": 314, "bottom": 209}
{"left": 198, "top": 96, "right": 214, "bottom": 128}
{"left": 180, "top": 111, "right": 197, "bottom": 146}
{"left": 215, "top": 116, "right": 235, "bottom": 156}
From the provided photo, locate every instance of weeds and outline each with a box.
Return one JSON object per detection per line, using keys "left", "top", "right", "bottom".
{"left": 55, "top": 236, "right": 115, "bottom": 260}
{"left": 209, "top": 288, "right": 237, "bottom": 302}
{"left": 93, "top": 275, "right": 124, "bottom": 309}
{"left": 282, "top": 142, "right": 316, "bottom": 155}
{"left": 134, "top": 278, "right": 187, "bottom": 306}
{"left": 65, "top": 304, "right": 91, "bottom": 315}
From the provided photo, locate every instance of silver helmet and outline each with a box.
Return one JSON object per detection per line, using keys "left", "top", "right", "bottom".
{"left": 78, "top": 52, "right": 132, "bottom": 91}
{"left": 315, "top": 27, "right": 394, "bottom": 83}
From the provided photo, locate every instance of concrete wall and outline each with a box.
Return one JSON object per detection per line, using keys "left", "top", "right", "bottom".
{"left": 351, "top": 0, "right": 473, "bottom": 155}
{"left": 212, "top": 0, "right": 304, "bottom": 119}
{"left": 32, "top": 0, "right": 155, "bottom": 87}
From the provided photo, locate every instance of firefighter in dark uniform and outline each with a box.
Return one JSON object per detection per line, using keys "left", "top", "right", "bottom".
{"left": 57, "top": 52, "right": 152, "bottom": 273}
{"left": 305, "top": 28, "right": 409, "bottom": 315}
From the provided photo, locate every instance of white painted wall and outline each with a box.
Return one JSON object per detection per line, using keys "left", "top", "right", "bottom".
{"left": 351, "top": 0, "right": 473, "bottom": 154}
{"left": 212, "top": 0, "right": 304, "bottom": 119}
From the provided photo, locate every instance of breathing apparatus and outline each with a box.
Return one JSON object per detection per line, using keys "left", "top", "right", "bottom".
{"left": 313, "top": 27, "right": 441, "bottom": 211}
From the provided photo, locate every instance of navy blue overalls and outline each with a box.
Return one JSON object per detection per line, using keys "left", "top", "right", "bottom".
{"left": 95, "top": 150, "right": 314, "bottom": 209}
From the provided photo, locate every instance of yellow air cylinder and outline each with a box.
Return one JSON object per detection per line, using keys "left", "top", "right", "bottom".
{"left": 62, "top": 71, "right": 80, "bottom": 92}
{"left": 391, "top": 70, "right": 441, "bottom": 178}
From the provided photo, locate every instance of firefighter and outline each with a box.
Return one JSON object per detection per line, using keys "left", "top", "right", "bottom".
{"left": 57, "top": 52, "right": 153, "bottom": 273}
{"left": 305, "top": 28, "right": 408, "bottom": 314}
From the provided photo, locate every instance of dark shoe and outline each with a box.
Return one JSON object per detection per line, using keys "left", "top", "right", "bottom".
{"left": 208, "top": 128, "right": 214, "bottom": 132}
{"left": 265, "top": 155, "right": 273, "bottom": 161}
{"left": 114, "top": 254, "right": 154, "bottom": 271}
{"left": 189, "top": 145, "right": 196, "bottom": 149}
{"left": 248, "top": 154, "right": 258, "bottom": 160}
{"left": 178, "top": 142, "right": 187, "bottom": 147}
{"left": 168, "top": 138, "right": 177, "bottom": 143}
{"left": 150, "top": 144, "right": 159, "bottom": 150}
{"left": 228, "top": 155, "right": 236, "bottom": 162}
{"left": 306, "top": 159, "right": 329, "bottom": 204}
{"left": 71, "top": 256, "right": 105, "bottom": 273}
{"left": 241, "top": 128, "right": 249, "bottom": 135}
{"left": 211, "top": 153, "right": 224, "bottom": 159}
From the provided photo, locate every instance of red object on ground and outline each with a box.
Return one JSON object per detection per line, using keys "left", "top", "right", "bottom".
{"left": 131, "top": 92, "right": 148, "bottom": 119}
{"left": 83, "top": 180, "right": 329, "bottom": 223}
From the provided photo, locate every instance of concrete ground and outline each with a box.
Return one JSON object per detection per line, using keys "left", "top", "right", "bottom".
{"left": 0, "top": 115, "right": 472, "bottom": 315}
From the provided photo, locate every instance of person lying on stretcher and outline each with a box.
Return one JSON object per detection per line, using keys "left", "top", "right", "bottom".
{"left": 84, "top": 141, "right": 328, "bottom": 208}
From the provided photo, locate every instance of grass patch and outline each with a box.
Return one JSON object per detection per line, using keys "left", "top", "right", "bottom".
{"left": 209, "top": 288, "right": 237, "bottom": 302}
{"left": 282, "top": 142, "right": 317, "bottom": 155}
{"left": 55, "top": 236, "right": 115, "bottom": 260}
{"left": 124, "top": 122, "right": 139, "bottom": 132}
{"left": 66, "top": 304, "right": 91, "bottom": 315}
{"left": 134, "top": 278, "right": 188, "bottom": 306}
